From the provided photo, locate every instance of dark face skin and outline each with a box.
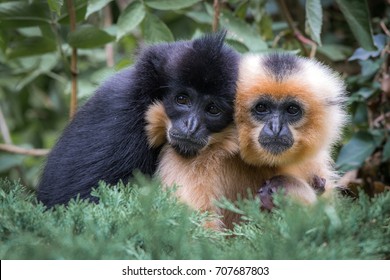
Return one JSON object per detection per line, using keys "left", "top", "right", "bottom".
{"left": 252, "top": 95, "right": 304, "bottom": 155}
{"left": 163, "top": 88, "right": 233, "bottom": 157}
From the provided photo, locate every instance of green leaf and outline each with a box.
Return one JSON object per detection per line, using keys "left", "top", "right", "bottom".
{"left": 58, "top": 0, "right": 88, "bottom": 24}
{"left": 352, "top": 102, "right": 368, "bottom": 124}
{"left": 117, "top": 0, "right": 145, "bottom": 40}
{"left": 334, "top": 0, "right": 375, "bottom": 51}
{"left": 6, "top": 36, "right": 56, "bottom": 59}
{"left": 219, "top": 10, "right": 267, "bottom": 52}
{"left": 336, "top": 131, "right": 377, "bottom": 171}
{"left": 144, "top": 0, "right": 201, "bottom": 10}
{"left": 0, "top": 2, "right": 51, "bottom": 28}
{"left": 317, "top": 44, "right": 352, "bottom": 61}
{"left": 85, "top": 0, "right": 113, "bottom": 18}
{"left": 141, "top": 13, "right": 174, "bottom": 43}
{"left": 234, "top": 1, "right": 249, "bottom": 19}
{"left": 382, "top": 139, "right": 390, "bottom": 162}
{"left": 0, "top": 154, "right": 25, "bottom": 173}
{"left": 185, "top": 11, "right": 212, "bottom": 25}
{"left": 305, "top": 0, "right": 322, "bottom": 45}
{"left": 68, "top": 25, "right": 115, "bottom": 49}
{"left": 349, "top": 34, "right": 387, "bottom": 61}
{"left": 359, "top": 59, "right": 382, "bottom": 78}
{"left": 47, "top": 0, "right": 63, "bottom": 16}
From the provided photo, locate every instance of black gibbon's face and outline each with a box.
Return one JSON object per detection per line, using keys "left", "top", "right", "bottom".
{"left": 162, "top": 88, "right": 234, "bottom": 157}
{"left": 252, "top": 95, "right": 304, "bottom": 155}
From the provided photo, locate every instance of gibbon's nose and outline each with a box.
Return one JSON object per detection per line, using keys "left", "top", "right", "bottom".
{"left": 184, "top": 115, "right": 200, "bottom": 136}
{"left": 268, "top": 117, "right": 282, "bottom": 136}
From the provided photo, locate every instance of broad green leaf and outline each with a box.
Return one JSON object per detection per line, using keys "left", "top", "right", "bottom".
{"left": 86, "top": 0, "right": 113, "bottom": 18}
{"left": 352, "top": 102, "right": 367, "bottom": 124}
{"left": 0, "top": 154, "right": 25, "bottom": 173}
{"left": 220, "top": 10, "right": 267, "bottom": 52}
{"left": 58, "top": 0, "right": 88, "bottom": 24}
{"left": 144, "top": 0, "right": 200, "bottom": 10}
{"left": 68, "top": 25, "right": 115, "bottom": 49}
{"left": 317, "top": 44, "right": 352, "bottom": 61}
{"left": 305, "top": 0, "right": 322, "bottom": 45}
{"left": 47, "top": 0, "right": 63, "bottom": 16}
{"left": 382, "top": 139, "right": 390, "bottom": 162}
{"left": 0, "top": 2, "right": 51, "bottom": 28}
{"left": 234, "top": 1, "right": 249, "bottom": 19}
{"left": 185, "top": 11, "right": 212, "bottom": 24}
{"left": 336, "top": 131, "right": 377, "bottom": 171}
{"left": 6, "top": 36, "right": 56, "bottom": 59}
{"left": 117, "top": 0, "right": 145, "bottom": 40}
{"left": 359, "top": 59, "right": 382, "bottom": 78}
{"left": 334, "top": 0, "right": 375, "bottom": 51}
{"left": 141, "top": 13, "right": 174, "bottom": 43}
{"left": 349, "top": 34, "right": 387, "bottom": 61}
{"left": 14, "top": 53, "right": 59, "bottom": 91}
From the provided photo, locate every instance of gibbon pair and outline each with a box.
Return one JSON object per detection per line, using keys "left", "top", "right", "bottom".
{"left": 146, "top": 52, "right": 347, "bottom": 229}
{"left": 37, "top": 32, "right": 239, "bottom": 207}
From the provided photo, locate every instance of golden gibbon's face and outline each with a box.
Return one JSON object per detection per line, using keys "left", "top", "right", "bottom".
{"left": 235, "top": 53, "right": 347, "bottom": 167}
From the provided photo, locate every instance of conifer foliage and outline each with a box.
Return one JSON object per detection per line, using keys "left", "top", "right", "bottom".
{"left": 1, "top": 178, "right": 389, "bottom": 260}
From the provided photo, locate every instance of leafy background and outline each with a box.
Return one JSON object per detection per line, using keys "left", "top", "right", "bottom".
{"left": 0, "top": 0, "right": 389, "bottom": 195}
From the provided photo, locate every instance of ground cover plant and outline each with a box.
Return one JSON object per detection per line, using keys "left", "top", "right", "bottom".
{"left": 1, "top": 178, "right": 389, "bottom": 259}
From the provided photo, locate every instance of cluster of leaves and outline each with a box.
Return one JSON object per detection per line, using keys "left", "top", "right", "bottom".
{"left": 0, "top": 1, "right": 389, "bottom": 190}
{"left": 1, "top": 178, "right": 389, "bottom": 259}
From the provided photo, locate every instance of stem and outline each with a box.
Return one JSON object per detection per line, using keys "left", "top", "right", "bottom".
{"left": 0, "top": 144, "right": 49, "bottom": 157}
{"left": 66, "top": 0, "right": 78, "bottom": 119}
{"left": 104, "top": 5, "right": 114, "bottom": 67}
{"left": 213, "top": 0, "right": 220, "bottom": 32}
{"left": 0, "top": 107, "right": 12, "bottom": 144}
{"left": 276, "top": 0, "right": 317, "bottom": 57}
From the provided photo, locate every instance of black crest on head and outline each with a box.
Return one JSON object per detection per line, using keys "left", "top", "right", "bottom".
{"left": 263, "top": 53, "right": 300, "bottom": 82}
{"left": 172, "top": 31, "right": 239, "bottom": 99}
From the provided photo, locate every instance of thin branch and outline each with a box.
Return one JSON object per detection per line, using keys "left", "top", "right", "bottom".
{"left": 380, "top": 21, "right": 390, "bottom": 37}
{"left": 104, "top": 5, "right": 115, "bottom": 67}
{"left": 0, "top": 107, "right": 12, "bottom": 144}
{"left": 67, "top": 0, "right": 78, "bottom": 119}
{"left": 276, "top": 0, "right": 317, "bottom": 58}
{"left": 213, "top": 0, "right": 220, "bottom": 32}
{"left": 0, "top": 144, "right": 49, "bottom": 157}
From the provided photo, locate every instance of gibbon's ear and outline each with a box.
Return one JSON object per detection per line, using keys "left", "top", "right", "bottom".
{"left": 145, "top": 101, "right": 171, "bottom": 148}
{"left": 134, "top": 44, "right": 174, "bottom": 98}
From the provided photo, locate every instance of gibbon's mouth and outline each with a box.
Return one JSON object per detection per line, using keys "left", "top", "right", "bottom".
{"left": 259, "top": 136, "right": 294, "bottom": 155}
{"left": 168, "top": 131, "right": 207, "bottom": 158}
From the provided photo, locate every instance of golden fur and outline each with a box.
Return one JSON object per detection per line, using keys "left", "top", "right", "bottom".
{"left": 235, "top": 54, "right": 347, "bottom": 194}
{"left": 144, "top": 54, "right": 346, "bottom": 230}
{"left": 146, "top": 102, "right": 316, "bottom": 230}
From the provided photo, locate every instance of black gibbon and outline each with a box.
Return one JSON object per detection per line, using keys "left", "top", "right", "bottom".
{"left": 146, "top": 53, "right": 346, "bottom": 230}
{"left": 37, "top": 32, "right": 239, "bottom": 208}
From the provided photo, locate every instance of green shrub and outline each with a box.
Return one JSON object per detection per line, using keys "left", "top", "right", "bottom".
{"left": 0, "top": 177, "right": 389, "bottom": 260}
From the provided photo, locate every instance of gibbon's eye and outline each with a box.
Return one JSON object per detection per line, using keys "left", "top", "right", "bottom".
{"left": 286, "top": 104, "right": 301, "bottom": 115}
{"left": 175, "top": 94, "right": 190, "bottom": 106}
{"left": 255, "top": 103, "right": 269, "bottom": 114}
{"left": 206, "top": 103, "right": 222, "bottom": 115}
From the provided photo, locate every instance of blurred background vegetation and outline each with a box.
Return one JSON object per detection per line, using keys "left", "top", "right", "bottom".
{"left": 0, "top": 0, "right": 389, "bottom": 195}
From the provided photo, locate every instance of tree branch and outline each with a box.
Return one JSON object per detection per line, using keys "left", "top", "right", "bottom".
{"left": 0, "top": 144, "right": 49, "bottom": 157}
{"left": 104, "top": 5, "right": 115, "bottom": 67}
{"left": 276, "top": 0, "right": 317, "bottom": 58}
{"left": 66, "top": 0, "right": 78, "bottom": 119}
{"left": 213, "top": 0, "right": 220, "bottom": 32}
{"left": 0, "top": 107, "right": 12, "bottom": 144}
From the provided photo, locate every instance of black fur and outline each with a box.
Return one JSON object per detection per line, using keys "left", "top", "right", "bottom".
{"left": 37, "top": 32, "right": 239, "bottom": 208}
{"left": 263, "top": 53, "right": 300, "bottom": 82}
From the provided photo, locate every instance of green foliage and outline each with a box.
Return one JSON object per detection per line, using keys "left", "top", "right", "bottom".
{"left": 0, "top": 178, "right": 389, "bottom": 259}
